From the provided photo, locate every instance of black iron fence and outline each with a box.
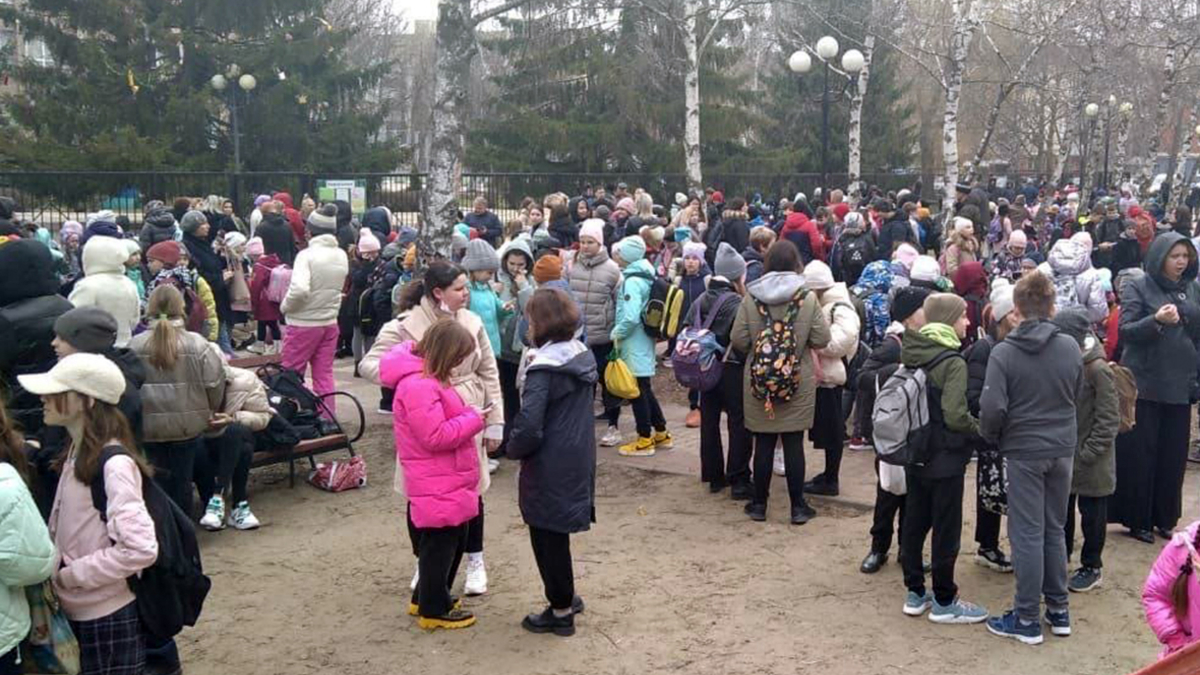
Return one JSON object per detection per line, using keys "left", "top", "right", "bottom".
{"left": 0, "top": 170, "right": 928, "bottom": 231}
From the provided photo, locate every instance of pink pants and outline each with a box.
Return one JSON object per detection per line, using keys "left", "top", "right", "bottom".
{"left": 282, "top": 324, "right": 339, "bottom": 417}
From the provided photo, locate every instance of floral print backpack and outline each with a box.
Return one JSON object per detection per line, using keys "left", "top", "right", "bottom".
{"left": 749, "top": 289, "right": 807, "bottom": 418}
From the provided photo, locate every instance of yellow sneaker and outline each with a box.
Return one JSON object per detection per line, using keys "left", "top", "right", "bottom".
{"left": 417, "top": 608, "right": 476, "bottom": 630}
{"left": 618, "top": 436, "right": 656, "bottom": 457}
{"left": 409, "top": 597, "right": 461, "bottom": 617}
{"left": 653, "top": 431, "right": 674, "bottom": 449}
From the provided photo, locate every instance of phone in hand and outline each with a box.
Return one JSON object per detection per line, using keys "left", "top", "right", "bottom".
{"left": 479, "top": 402, "right": 496, "bottom": 415}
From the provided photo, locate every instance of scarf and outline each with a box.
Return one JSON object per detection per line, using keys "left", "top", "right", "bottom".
{"left": 919, "top": 322, "right": 962, "bottom": 350}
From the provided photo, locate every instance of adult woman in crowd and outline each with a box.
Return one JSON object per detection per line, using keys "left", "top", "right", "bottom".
{"left": 1111, "top": 233, "right": 1200, "bottom": 543}
{"left": 130, "top": 285, "right": 226, "bottom": 515}
{"left": 360, "top": 261, "right": 504, "bottom": 597}
{"left": 180, "top": 210, "right": 233, "bottom": 354}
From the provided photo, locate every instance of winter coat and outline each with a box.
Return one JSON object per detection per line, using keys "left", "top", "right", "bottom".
{"left": 281, "top": 234, "right": 349, "bottom": 327}
{"left": 900, "top": 328, "right": 977, "bottom": 479}
{"left": 106, "top": 348, "right": 146, "bottom": 443}
{"left": 742, "top": 246, "right": 766, "bottom": 284}
{"left": 497, "top": 240, "right": 535, "bottom": 359}
{"left": 138, "top": 211, "right": 179, "bottom": 252}
{"left": 877, "top": 214, "right": 918, "bottom": 261}
{"left": 1111, "top": 234, "right": 1143, "bottom": 276}
{"left": 610, "top": 259, "right": 658, "bottom": 378}
{"left": 980, "top": 320, "right": 1083, "bottom": 460}
{"left": 345, "top": 257, "right": 379, "bottom": 324}
{"left": 852, "top": 261, "right": 893, "bottom": 348}
{"left": 1143, "top": 521, "right": 1200, "bottom": 658}
{"left": 0, "top": 240, "right": 73, "bottom": 433}
{"left": 68, "top": 236, "right": 141, "bottom": 348}
{"left": 383, "top": 341, "right": 484, "bottom": 529}
{"left": 182, "top": 232, "right": 231, "bottom": 324}
{"left": 249, "top": 253, "right": 284, "bottom": 322}
{"left": 0, "top": 461, "right": 54, "bottom": 656}
{"left": 1039, "top": 238, "right": 1108, "bottom": 323}
{"left": 468, "top": 280, "right": 509, "bottom": 358}
{"left": 361, "top": 207, "right": 392, "bottom": 243}
{"left": 940, "top": 231, "right": 978, "bottom": 279}
{"left": 1119, "top": 232, "right": 1200, "bottom": 405}
{"left": 507, "top": 340, "right": 598, "bottom": 534}
{"left": 568, "top": 246, "right": 620, "bottom": 347}
{"left": 731, "top": 271, "right": 831, "bottom": 433}
{"left": 681, "top": 278, "right": 743, "bottom": 359}
{"left": 676, "top": 265, "right": 710, "bottom": 326}
{"left": 548, "top": 215, "right": 578, "bottom": 249}
{"left": 1072, "top": 336, "right": 1119, "bottom": 497}
{"left": 722, "top": 215, "right": 752, "bottom": 259}
{"left": 1092, "top": 216, "right": 1124, "bottom": 270}
{"left": 130, "top": 325, "right": 226, "bottom": 442}
{"left": 465, "top": 211, "right": 504, "bottom": 247}
{"left": 952, "top": 261, "right": 989, "bottom": 346}
{"left": 832, "top": 225, "right": 877, "bottom": 285}
{"left": 256, "top": 213, "right": 297, "bottom": 267}
{"left": 781, "top": 213, "right": 824, "bottom": 263}
{"left": 215, "top": 366, "right": 273, "bottom": 433}
{"left": 814, "top": 283, "right": 860, "bottom": 387}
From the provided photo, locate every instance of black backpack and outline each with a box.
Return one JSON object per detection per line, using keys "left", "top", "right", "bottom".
{"left": 91, "top": 446, "right": 211, "bottom": 641}
{"left": 258, "top": 364, "right": 327, "bottom": 439}
{"left": 839, "top": 233, "right": 874, "bottom": 284}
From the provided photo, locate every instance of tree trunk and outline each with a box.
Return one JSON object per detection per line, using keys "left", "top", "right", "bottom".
{"left": 1169, "top": 107, "right": 1197, "bottom": 210}
{"left": 423, "top": 0, "right": 475, "bottom": 260}
{"left": 963, "top": 84, "right": 1013, "bottom": 185}
{"left": 940, "top": 0, "right": 975, "bottom": 224}
{"left": 683, "top": 0, "right": 703, "bottom": 192}
{"left": 1143, "top": 42, "right": 1177, "bottom": 181}
{"left": 847, "top": 33, "right": 874, "bottom": 203}
{"left": 1114, "top": 114, "right": 1132, "bottom": 183}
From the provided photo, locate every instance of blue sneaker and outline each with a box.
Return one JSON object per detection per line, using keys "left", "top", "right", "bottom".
{"left": 1045, "top": 608, "right": 1071, "bottom": 636}
{"left": 986, "top": 610, "right": 1044, "bottom": 645}
{"left": 928, "top": 597, "right": 989, "bottom": 624}
{"left": 903, "top": 590, "right": 933, "bottom": 617}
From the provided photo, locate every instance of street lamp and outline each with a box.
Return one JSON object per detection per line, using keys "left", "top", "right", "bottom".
{"left": 789, "top": 37, "right": 862, "bottom": 197}
{"left": 1082, "top": 102, "right": 1099, "bottom": 198}
{"left": 211, "top": 68, "right": 257, "bottom": 174}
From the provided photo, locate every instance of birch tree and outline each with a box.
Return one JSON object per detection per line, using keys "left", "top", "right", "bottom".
{"left": 846, "top": 32, "right": 874, "bottom": 201}
{"left": 938, "top": 0, "right": 977, "bottom": 223}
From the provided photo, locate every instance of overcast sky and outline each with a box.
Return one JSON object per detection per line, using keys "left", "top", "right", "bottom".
{"left": 391, "top": 0, "right": 437, "bottom": 22}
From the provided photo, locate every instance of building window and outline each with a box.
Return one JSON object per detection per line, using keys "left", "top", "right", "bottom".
{"left": 25, "top": 38, "right": 53, "bottom": 67}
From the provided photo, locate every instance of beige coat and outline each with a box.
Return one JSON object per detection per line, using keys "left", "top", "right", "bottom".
{"left": 131, "top": 324, "right": 226, "bottom": 442}
{"left": 814, "top": 283, "right": 860, "bottom": 387}
{"left": 218, "top": 366, "right": 273, "bottom": 433}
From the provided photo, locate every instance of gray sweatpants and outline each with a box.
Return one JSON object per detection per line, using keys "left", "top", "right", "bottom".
{"left": 1006, "top": 456, "right": 1073, "bottom": 622}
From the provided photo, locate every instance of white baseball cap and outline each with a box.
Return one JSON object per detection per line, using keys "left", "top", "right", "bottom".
{"left": 18, "top": 353, "right": 125, "bottom": 405}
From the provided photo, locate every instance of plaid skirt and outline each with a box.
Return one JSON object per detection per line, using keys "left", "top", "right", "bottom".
{"left": 70, "top": 601, "right": 145, "bottom": 675}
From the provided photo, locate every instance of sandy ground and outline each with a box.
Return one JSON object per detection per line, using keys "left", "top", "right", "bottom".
{"left": 179, "top": 361, "right": 1185, "bottom": 675}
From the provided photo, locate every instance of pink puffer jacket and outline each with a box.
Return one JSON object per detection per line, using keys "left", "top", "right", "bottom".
{"left": 1144, "top": 521, "right": 1200, "bottom": 658}
{"left": 381, "top": 341, "right": 484, "bottom": 529}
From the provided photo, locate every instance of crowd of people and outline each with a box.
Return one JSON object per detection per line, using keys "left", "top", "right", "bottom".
{"left": 0, "top": 174, "right": 1195, "bottom": 671}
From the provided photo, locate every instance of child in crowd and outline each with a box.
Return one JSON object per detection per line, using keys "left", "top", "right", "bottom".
{"left": 385, "top": 319, "right": 486, "bottom": 630}
{"left": 612, "top": 235, "right": 672, "bottom": 456}
{"left": 494, "top": 238, "right": 535, "bottom": 457}
{"left": 742, "top": 226, "right": 775, "bottom": 285}
{"left": 123, "top": 239, "right": 146, "bottom": 304}
{"left": 507, "top": 289, "right": 595, "bottom": 637}
{"left": 1144, "top": 520, "right": 1200, "bottom": 658}
{"left": 249, "top": 238, "right": 284, "bottom": 355}
{"left": 349, "top": 229, "right": 383, "bottom": 371}
{"left": 676, "top": 241, "right": 710, "bottom": 426}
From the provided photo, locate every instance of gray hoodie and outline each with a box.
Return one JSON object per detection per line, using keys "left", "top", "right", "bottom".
{"left": 979, "top": 319, "right": 1083, "bottom": 460}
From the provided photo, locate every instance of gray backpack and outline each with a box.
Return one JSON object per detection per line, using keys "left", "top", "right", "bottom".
{"left": 871, "top": 351, "right": 960, "bottom": 467}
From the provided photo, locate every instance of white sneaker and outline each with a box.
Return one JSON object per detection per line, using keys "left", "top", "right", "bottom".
{"left": 409, "top": 566, "right": 420, "bottom": 591}
{"left": 227, "top": 501, "right": 260, "bottom": 530}
{"left": 487, "top": 458, "right": 500, "bottom": 474}
{"left": 199, "top": 496, "right": 225, "bottom": 531}
{"left": 246, "top": 342, "right": 265, "bottom": 355}
{"left": 773, "top": 452, "right": 786, "bottom": 476}
{"left": 464, "top": 557, "right": 488, "bottom": 596}
{"left": 599, "top": 426, "right": 621, "bottom": 447}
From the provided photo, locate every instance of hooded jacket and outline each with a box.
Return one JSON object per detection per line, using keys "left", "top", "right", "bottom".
{"left": 138, "top": 209, "right": 179, "bottom": 252}
{"left": 249, "top": 253, "right": 284, "bottom": 322}
{"left": 940, "top": 229, "right": 978, "bottom": 279}
{"left": 182, "top": 231, "right": 231, "bottom": 323}
{"left": 496, "top": 239, "right": 535, "bottom": 359}
{"left": 877, "top": 212, "right": 918, "bottom": 261}
{"left": 742, "top": 246, "right": 766, "bottom": 284}
{"left": 831, "top": 220, "right": 876, "bottom": 284}
{"left": 1072, "top": 336, "right": 1119, "bottom": 497}
{"left": 568, "top": 244, "right": 620, "bottom": 347}
{"left": 1143, "top": 521, "right": 1200, "bottom": 658}
{"left": 361, "top": 207, "right": 392, "bottom": 243}
{"left": 381, "top": 341, "right": 483, "bottom": 529}
{"left": 1039, "top": 238, "right": 1108, "bottom": 322}
{"left": 610, "top": 259, "right": 658, "bottom": 377}
{"left": 130, "top": 326, "right": 226, "bottom": 442}
{"left": 507, "top": 340, "right": 598, "bottom": 534}
{"left": 0, "top": 461, "right": 55, "bottom": 655}
{"left": 1118, "top": 232, "right": 1200, "bottom": 405}
{"left": 781, "top": 212, "right": 824, "bottom": 263}
{"left": 901, "top": 327, "right": 978, "bottom": 478}
{"left": 979, "top": 319, "right": 1083, "bottom": 459}
{"left": 214, "top": 366, "right": 273, "bottom": 433}
{"left": 280, "top": 234, "right": 349, "bottom": 327}
{"left": 730, "top": 271, "right": 831, "bottom": 433}
{"left": 256, "top": 212, "right": 297, "bottom": 267}
{"left": 468, "top": 278, "right": 509, "bottom": 358}
{"left": 814, "top": 282, "right": 860, "bottom": 387}
{"left": 68, "top": 236, "right": 142, "bottom": 348}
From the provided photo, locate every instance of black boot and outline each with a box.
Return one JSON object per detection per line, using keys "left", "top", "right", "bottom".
{"left": 860, "top": 551, "right": 888, "bottom": 574}
{"left": 744, "top": 502, "right": 766, "bottom": 521}
{"left": 790, "top": 503, "right": 816, "bottom": 525}
{"left": 804, "top": 473, "right": 840, "bottom": 496}
{"left": 730, "top": 483, "right": 753, "bottom": 501}
{"left": 521, "top": 608, "right": 575, "bottom": 636}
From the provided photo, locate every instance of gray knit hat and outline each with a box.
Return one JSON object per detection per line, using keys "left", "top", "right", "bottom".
{"left": 307, "top": 206, "right": 337, "bottom": 235}
{"left": 179, "top": 210, "right": 208, "bottom": 235}
{"left": 53, "top": 306, "right": 118, "bottom": 353}
{"left": 714, "top": 242, "right": 746, "bottom": 281}
{"left": 462, "top": 239, "right": 499, "bottom": 272}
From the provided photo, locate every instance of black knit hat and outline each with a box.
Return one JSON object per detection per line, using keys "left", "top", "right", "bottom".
{"left": 891, "top": 286, "right": 932, "bottom": 323}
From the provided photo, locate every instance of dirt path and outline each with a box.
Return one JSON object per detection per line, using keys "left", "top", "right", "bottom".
{"left": 179, "top": 362, "right": 1175, "bottom": 675}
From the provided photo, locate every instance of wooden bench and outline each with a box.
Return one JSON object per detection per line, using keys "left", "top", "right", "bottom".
{"left": 228, "top": 353, "right": 283, "bottom": 370}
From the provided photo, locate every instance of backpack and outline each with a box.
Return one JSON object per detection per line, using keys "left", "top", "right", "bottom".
{"left": 672, "top": 293, "right": 739, "bottom": 392}
{"left": 987, "top": 215, "right": 1004, "bottom": 244}
{"left": 1109, "top": 362, "right": 1138, "bottom": 433}
{"left": 642, "top": 276, "right": 685, "bottom": 341}
{"left": 748, "top": 289, "right": 808, "bottom": 417}
{"left": 91, "top": 446, "right": 212, "bottom": 641}
{"left": 1052, "top": 273, "right": 1084, "bottom": 313}
{"left": 839, "top": 234, "right": 873, "bottom": 283}
{"left": 871, "top": 350, "right": 962, "bottom": 467}
{"left": 266, "top": 264, "right": 292, "bottom": 304}
{"left": 258, "top": 364, "right": 330, "bottom": 439}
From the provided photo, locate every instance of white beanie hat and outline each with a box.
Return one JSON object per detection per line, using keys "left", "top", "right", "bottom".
{"left": 953, "top": 216, "right": 974, "bottom": 234}
{"left": 910, "top": 255, "right": 942, "bottom": 283}
{"left": 804, "top": 260, "right": 835, "bottom": 290}
{"left": 990, "top": 278, "right": 1015, "bottom": 322}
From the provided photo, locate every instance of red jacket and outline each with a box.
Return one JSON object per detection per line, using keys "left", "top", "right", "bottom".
{"left": 250, "top": 254, "right": 284, "bottom": 322}
{"left": 781, "top": 212, "right": 826, "bottom": 262}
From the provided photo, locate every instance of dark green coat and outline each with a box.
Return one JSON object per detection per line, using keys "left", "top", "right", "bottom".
{"left": 1072, "top": 337, "right": 1120, "bottom": 497}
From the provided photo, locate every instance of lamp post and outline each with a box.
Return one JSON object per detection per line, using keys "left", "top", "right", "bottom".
{"left": 788, "top": 37, "right": 863, "bottom": 196}
{"left": 210, "top": 65, "right": 257, "bottom": 173}
{"left": 1083, "top": 102, "right": 1099, "bottom": 199}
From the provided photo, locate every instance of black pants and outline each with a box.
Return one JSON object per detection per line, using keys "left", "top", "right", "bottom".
{"left": 0, "top": 647, "right": 19, "bottom": 675}
{"left": 144, "top": 438, "right": 202, "bottom": 517}
{"left": 631, "top": 377, "right": 666, "bottom": 438}
{"left": 854, "top": 371, "right": 878, "bottom": 441}
{"left": 752, "top": 432, "right": 805, "bottom": 508}
{"left": 1066, "top": 494, "right": 1108, "bottom": 569}
{"left": 412, "top": 523, "right": 469, "bottom": 617}
{"left": 1112, "top": 400, "right": 1191, "bottom": 531}
{"left": 256, "top": 319, "right": 281, "bottom": 342}
{"left": 498, "top": 359, "right": 521, "bottom": 452}
{"left": 901, "top": 472, "right": 964, "bottom": 606}
{"left": 466, "top": 497, "right": 484, "bottom": 554}
{"left": 529, "top": 526, "right": 575, "bottom": 610}
{"left": 380, "top": 387, "right": 395, "bottom": 412}
{"left": 810, "top": 387, "right": 844, "bottom": 482}
{"left": 869, "top": 459, "right": 906, "bottom": 555}
{"left": 590, "top": 343, "right": 620, "bottom": 427}
{"left": 197, "top": 423, "right": 253, "bottom": 505}
{"left": 699, "top": 365, "right": 752, "bottom": 488}
{"left": 975, "top": 457, "right": 1002, "bottom": 550}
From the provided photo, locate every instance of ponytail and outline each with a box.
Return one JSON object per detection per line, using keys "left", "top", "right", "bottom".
{"left": 1171, "top": 527, "right": 1200, "bottom": 620}
{"left": 145, "top": 284, "right": 185, "bottom": 371}
{"left": 397, "top": 278, "right": 425, "bottom": 313}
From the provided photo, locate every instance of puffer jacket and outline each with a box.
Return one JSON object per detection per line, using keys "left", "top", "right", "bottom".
{"left": 468, "top": 280, "right": 508, "bottom": 358}
{"left": 130, "top": 324, "right": 226, "bottom": 442}
{"left": 1119, "top": 232, "right": 1200, "bottom": 405}
{"left": 68, "top": 236, "right": 142, "bottom": 348}
{"left": 1039, "top": 238, "right": 1108, "bottom": 323}
{"left": 731, "top": 271, "right": 831, "bottom": 433}
{"left": 507, "top": 340, "right": 597, "bottom": 534}
{"left": 281, "top": 234, "right": 349, "bottom": 327}
{"left": 361, "top": 207, "right": 392, "bottom": 242}
{"left": 383, "top": 341, "right": 484, "bottom": 528}
{"left": 814, "top": 283, "right": 861, "bottom": 387}
{"left": 1073, "top": 336, "right": 1119, "bottom": 497}
{"left": 215, "top": 366, "right": 273, "bottom": 433}
{"left": 610, "top": 259, "right": 658, "bottom": 378}
{"left": 249, "top": 253, "right": 284, "bottom": 322}
{"left": 0, "top": 461, "right": 55, "bottom": 657}
{"left": 137, "top": 209, "right": 178, "bottom": 252}
{"left": 569, "top": 246, "right": 621, "bottom": 347}
{"left": 940, "top": 230, "right": 978, "bottom": 278}
{"left": 1144, "top": 521, "right": 1200, "bottom": 658}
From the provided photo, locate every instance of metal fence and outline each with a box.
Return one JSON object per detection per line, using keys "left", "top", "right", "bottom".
{"left": 0, "top": 170, "right": 927, "bottom": 231}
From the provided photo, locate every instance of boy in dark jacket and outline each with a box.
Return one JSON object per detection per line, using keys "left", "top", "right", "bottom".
{"left": 981, "top": 272, "right": 1084, "bottom": 645}
{"left": 898, "top": 294, "right": 988, "bottom": 625}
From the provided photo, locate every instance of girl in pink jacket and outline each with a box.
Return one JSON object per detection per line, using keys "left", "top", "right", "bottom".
{"left": 382, "top": 320, "right": 486, "bottom": 631}
{"left": 1143, "top": 520, "right": 1200, "bottom": 658}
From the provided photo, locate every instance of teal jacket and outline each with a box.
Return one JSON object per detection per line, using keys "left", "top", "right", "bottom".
{"left": 0, "top": 462, "right": 55, "bottom": 656}
{"left": 468, "top": 280, "right": 510, "bottom": 358}
{"left": 610, "top": 259, "right": 657, "bottom": 377}
{"left": 126, "top": 267, "right": 146, "bottom": 303}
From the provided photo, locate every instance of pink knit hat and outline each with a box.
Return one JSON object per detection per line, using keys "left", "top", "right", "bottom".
{"left": 246, "top": 237, "right": 264, "bottom": 257}
{"left": 357, "top": 228, "right": 381, "bottom": 254}
{"left": 615, "top": 197, "right": 636, "bottom": 215}
{"left": 579, "top": 218, "right": 605, "bottom": 244}
{"left": 893, "top": 242, "right": 919, "bottom": 271}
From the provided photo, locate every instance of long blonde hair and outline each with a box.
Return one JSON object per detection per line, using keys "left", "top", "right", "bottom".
{"left": 145, "top": 284, "right": 186, "bottom": 371}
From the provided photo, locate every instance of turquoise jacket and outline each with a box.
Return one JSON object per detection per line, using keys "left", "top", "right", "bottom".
{"left": 610, "top": 259, "right": 657, "bottom": 377}
{"left": 126, "top": 267, "right": 146, "bottom": 303}
{"left": 0, "top": 462, "right": 56, "bottom": 656}
{"left": 468, "top": 280, "right": 510, "bottom": 357}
